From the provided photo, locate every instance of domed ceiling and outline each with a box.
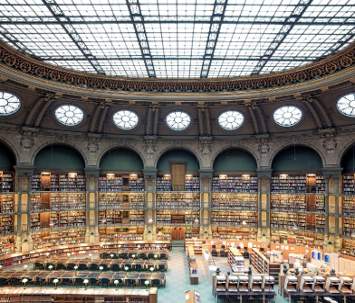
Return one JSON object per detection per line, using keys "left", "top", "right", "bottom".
{"left": 0, "top": 0, "right": 354, "bottom": 79}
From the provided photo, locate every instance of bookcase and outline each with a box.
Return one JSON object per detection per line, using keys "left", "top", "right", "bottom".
{"left": 30, "top": 172, "right": 86, "bottom": 247}
{"left": 342, "top": 175, "right": 355, "bottom": 238}
{"left": 156, "top": 191, "right": 200, "bottom": 238}
{"left": 270, "top": 174, "right": 326, "bottom": 238}
{"left": 98, "top": 226, "right": 144, "bottom": 242}
{"left": 342, "top": 239, "right": 355, "bottom": 257}
{"left": 156, "top": 177, "right": 200, "bottom": 192}
{"left": 0, "top": 173, "right": 14, "bottom": 254}
{"left": 98, "top": 175, "right": 144, "bottom": 192}
{"left": 31, "top": 228, "right": 86, "bottom": 250}
{"left": 98, "top": 174, "right": 145, "bottom": 240}
{"left": 0, "top": 193, "right": 14, "bottom": 235}
{"left": 211, "top": 176, "right": 258, "bottom": 237}
{"left": 0, "top": 235, "right": 15, "bottom": 255}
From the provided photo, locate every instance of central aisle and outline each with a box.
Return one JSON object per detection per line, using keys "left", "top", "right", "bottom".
{"left": 159, "top": 246, "right": 288, "bottom": 303}
{"left": 159, "top": 246, "right": 216, "bottom": 303}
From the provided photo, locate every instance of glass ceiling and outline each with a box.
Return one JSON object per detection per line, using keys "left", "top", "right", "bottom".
{"left": 0, "top": 0, "right": 354, "bottom": 78}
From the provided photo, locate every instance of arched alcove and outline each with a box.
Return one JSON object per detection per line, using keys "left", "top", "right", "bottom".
{"left": 0, "top": 142, "right": 16, "bottom": 171}
{"left": 272, "top": 145, "right": 323, "bottom": 172}
{"left": 213, "top": 148, "right": 257, "bottom": 173}
{"left": 341, "top": 143, "right": 355, "bottom": 173}
{"left": 99, "top": 148, "right": 143, "bottom": 172}
{"left": 34, "top": 144, "right": 85, "bottom": 171}
{"left": 157, "top": 149, "right": 199, "bottom": 174}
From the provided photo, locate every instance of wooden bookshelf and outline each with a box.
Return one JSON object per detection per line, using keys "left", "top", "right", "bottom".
{"left": 250, "top": 248, "right": 280, "bottom": 281}
{"left": 31, "top": 228, "right": 86, "bottom": 250}
{"left": 98, "top": 174, "right": 144, "bottom": 192}
{"left": 0, "top": 235, "right": 15, "bottom": 256}
{"left": 271, "top": 174, "right": 326, "bottom": 237}
{"left": 212, "top": 176, "right": 258, "bottom": 193}
{"left": 343, "top": 175, "right": 355, "bottom": 238}
{"left": 99, "top": 226, "right": 144, "bottom": 242}
{"left": 156, "top": 177, "right": 199, "bottom": 192}
{"left": 0, "top": 193, "right": 14, "bottom": 235}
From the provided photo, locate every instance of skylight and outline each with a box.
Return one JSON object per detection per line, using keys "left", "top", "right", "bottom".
{"left": 0, "top": 0, "right": 353, "bottom": 78}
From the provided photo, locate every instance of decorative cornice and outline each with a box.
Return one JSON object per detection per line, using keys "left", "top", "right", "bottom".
{"left": 0, "top": 41, "right": 354, "bottom": 94}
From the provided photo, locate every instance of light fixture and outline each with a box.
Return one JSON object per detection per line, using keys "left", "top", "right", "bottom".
{"left": 154, "top": 254, "right": 158, "bottom": 259}
{"left": 150, "top": 267, "right": 155, "bottom": 272}
{"left": 144, "top": 280, "right": 150, "bottom": 287}
{"left": 53, "top": 278, "right": 59, "bottom": 288}
{"left": 0, "top": 171, "right": 3, "bottom": 178}
{"left": 83, "top": 278, "right": 89, "bottom": 288}
{"left": 242, "top": 174, "right": 250, "bottom": 180}
{"left": 148, "top": 218, "right": 153, "bottom": 224}
{"left": 68, "top": 172, "right": 77, "bottom": 179}
{"left": 124, "top": 266, "right": 129, "bottom": 271}
{"left": 185, "top": 174, "right": 193, "bottom": 180}
{"left": 280, "top": 174, "right": 288, "bottom": 179}
{"left": 74, "top": 265, "right": 78, "bottom": 270}
{"left": 242, "top": 220, "right": 247, "bottom": 225}
{"left": 106, "top": 173, "right": 115, "bottom": 180}
{"left": 194, "top": 218, "right": 199, "bottom": 224}
{"left": 132, "top": 254, "right": 136, "bottom": 258}
{"left": 114, "top": 279, "right": 120, "bottom": 287}
{"left": 163, "top": 174, "right": 171, "bottom": 180}
{"left": 41, "top": 171, "right": 51, "bottom": 176}
{"left": 306, "top": 173, "right": 316, "bottom": 177}
{"left": 219, "top": 174, "right": 228, "bottom": 180}
{"left": 22, "top": 278, "right": 29, "bottom": 286}
{"left": 48, "top": 264, "right": 53, "bottom": 270}
{"left": 23, "top": 264, "right": 28, "bottom": 269}
{"left": 129, "top": 173, "right": 138, "bottom": 180}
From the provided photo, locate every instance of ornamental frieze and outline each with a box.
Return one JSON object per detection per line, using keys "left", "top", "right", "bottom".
{"left": 0, "top": 42, "right": 353, "bottom": 93}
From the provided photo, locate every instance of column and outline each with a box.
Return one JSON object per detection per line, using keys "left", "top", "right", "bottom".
{"left": 144, "top": 168, "right": 157, "bottom": 241}
{"left": 199, "top": 169, "right": 213, "bottom": 239}
{"left": 85, "top": 167, "right": 100, "bottom": 244}
{"left": 257, "top": 169, "right": 272, "bottom": 242}
{"left": 14, "top": 165, "right": 33, "bottom": 253}
{"left": 323, "top": 167, "right": 342, "bottom": 251}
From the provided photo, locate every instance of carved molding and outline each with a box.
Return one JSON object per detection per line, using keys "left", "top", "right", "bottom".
{"left": 0, "top": 41, "right": 353, "bottom": 94}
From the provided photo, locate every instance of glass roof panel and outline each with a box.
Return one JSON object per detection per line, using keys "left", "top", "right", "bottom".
{"left": 0, "top": 0, "right": 353, "bottom": 78}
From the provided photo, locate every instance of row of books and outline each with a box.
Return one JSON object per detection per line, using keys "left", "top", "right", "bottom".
{"left": 271, "top": 175, "right": 325, "bottom": 193}
{"left": 211, "top": 192, "right": 257, "bottom": 210}
{"left": 30, "top": 211, "right": 86, "bottom": 230}
{"left": 31, "top": 174, "right": 86, "bottom": 192}
{"left": 212, "top": 176, "right": 258, "bottom": 192}
{"left": 270, "top": 194, "right": 325, "bottom": 212}
{"left": 98, "top": 210, "right": 145, "bottom": 226}
{"left": 98, "top": 176, "right": 144, "bottom": 192}
{"left": 0, "top": 173, "right": 13, "bottom": 192}
{"left": 30, "top": 192, "right": 86, "bottom": 211}
{"left": 156, "top": 177, "right": 200, "bottom": 192}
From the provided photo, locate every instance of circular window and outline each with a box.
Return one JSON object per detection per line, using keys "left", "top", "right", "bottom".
{"left": 55, "top": 104, "right": 84, "bottom": 126}
{"left": 113, "top": 110, "right": 139, "bottom": 130}
{"left": 0, "top": 92, "right": 20, "bottom": 116}
{"left": 166, "top": 111, "right": 191, "bottom": 131}
{"left": 218, "top": 111, "right": 244, "bottom": 130}
{"left": 273, "top": 105, "right": 302, "bottom": 127}
{"left": 337, "top": 93, "right": 355, "bottom": 117}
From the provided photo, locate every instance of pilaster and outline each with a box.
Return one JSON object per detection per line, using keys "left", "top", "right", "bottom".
{"left": 257, "top": 168, "right": 272, "bottom": 242}
{"left": 14, "top": 164, "right": 33, "bottom": 253}
{"left": 199, "top": 169, "right": 213, "bottom": 239}
{"left": 143, "top": 168, "right": 157, "bottom": 241}
{"left": 85, "top": 166, "right": 100, "bottom": 244}
{"left": 322, "top": 167, "right": 342, "bottom": 251}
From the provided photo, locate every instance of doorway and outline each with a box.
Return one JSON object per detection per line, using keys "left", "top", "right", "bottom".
{"left": 171, "top": 227, "right": 185, "bottom": 240}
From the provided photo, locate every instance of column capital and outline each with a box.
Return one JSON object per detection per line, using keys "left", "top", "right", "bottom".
{"left": 85, "top": 166, "right": 100, "bottom": 177}
{"left": 257, "top": 168, "right": 272, "bottom": 178}
{"left": 143, "top": 167, "right": 157, "bottom": 178}
{"left": 199, "top": 168, "right": 213, "bottom": 178}
{"left": 14, "top": 164, "right": 34, "bottom": 176}
{"left": 322, "top": 167, "right": 342, "bottom": 178}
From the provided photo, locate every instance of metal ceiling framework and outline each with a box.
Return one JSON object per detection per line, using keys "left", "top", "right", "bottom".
{"left": 126, "top": 0, "right": 156, "bottom": 77}
{"left": 0, "top": 0, "right": 354, "bottom": 78}
{"left": 41, "top": 0, "right": 105, "bottom": 74}
{"left": 200, "top": 0, "right": 228, "bottom": 78}
{"left": 251, "top": 0, "right": 313, "bottom": 75}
